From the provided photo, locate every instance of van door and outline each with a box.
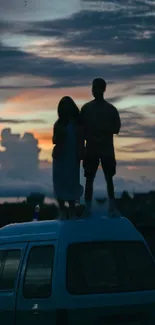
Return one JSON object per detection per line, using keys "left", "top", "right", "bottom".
{"left": 16, "top": 241, "right": 57, "bottom": 325}
{"left": 0, "top": 243, "right": 28, "bottom": 325}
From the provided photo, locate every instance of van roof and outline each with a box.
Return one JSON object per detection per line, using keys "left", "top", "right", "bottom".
{"left": 0, "top": 215, "right": 144, "bottom": 244}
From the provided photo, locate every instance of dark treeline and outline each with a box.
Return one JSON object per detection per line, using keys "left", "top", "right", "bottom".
{"left": 0, "top": 190, "right": 155, "bottom": 256}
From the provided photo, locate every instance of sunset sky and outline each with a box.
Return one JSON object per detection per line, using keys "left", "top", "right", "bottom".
{"left": 0, "top": 0, "right": 155, "bottom": 195}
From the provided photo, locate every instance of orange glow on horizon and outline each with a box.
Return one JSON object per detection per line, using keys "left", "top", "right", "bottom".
{"left": 127, "top": 166, "right": 139, "bottom": 170}
{"left": 31, "top": 128, "right": 53, "bottom": 150}
{"left": 2, "top": 86, "right": 91, "bottom": 116}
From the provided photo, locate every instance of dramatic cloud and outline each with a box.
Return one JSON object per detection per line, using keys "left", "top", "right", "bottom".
{"left": 0, "top": 127, "right": 53, "bottom": 196}
{"left": 117, "top": 140, "right": 155, "bottom": 153}
{"left": 0, "top": 128, "right": 40, "bottom": 179}
{"left": 20, "top": 1, "right": 155, "bottom": 60}
{"left": 0, "top": 41, "right": 155, "bottom": 89}
{"left": 120, "top": 109, "right": 155, "bottom": 139}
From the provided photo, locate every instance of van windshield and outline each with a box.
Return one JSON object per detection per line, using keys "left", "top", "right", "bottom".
{"left": 66, "top": 241, "right": 155, "bottom": 294}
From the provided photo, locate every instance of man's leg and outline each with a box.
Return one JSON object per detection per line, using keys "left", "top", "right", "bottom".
{"left": 105, "top": 174, "right": 115, "bottom": 199}
{"left": 58, "top": 199, "right": 65, "bottom": 209}
{"left": 57, "top": 199, "right": 66, "bottom": 219}
{"left": 101, "top": 156, "right": 116, "bottom": 198}
{"left": 83, "top": 155, "right": 99, "bottom": 215}
{"left": 85, "top": 176, "right": 94, "bottom": 211}
{"left": 101, "top": 156, "right": 117, "bottom": 214}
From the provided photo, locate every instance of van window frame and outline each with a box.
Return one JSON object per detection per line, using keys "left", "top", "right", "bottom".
{"left": 66, "top": 240, "right": 155, "bottom": 295}
{"left": 0, "top": 248, "right": 23, "bottom": 293}
{"left": 23, "top": 244, "right": 55, "bottom": 299}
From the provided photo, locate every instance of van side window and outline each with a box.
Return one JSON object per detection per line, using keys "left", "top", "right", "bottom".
{"left": 123, "top": 242, "right": 155, "bottom": 291}
{"left": 67, "top": 242, "right": 120, "bottom": 294}
{"left": 67, "top": 241, "right": 155, "bottom": 295}
{"left": 23, "top": 245, "right": 54, "bottom": 299}
{"left": 0, "top": 250, "right": 21, "bottom": 291}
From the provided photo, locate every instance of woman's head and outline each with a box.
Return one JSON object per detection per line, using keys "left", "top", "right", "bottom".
{"left": 57, "top": 96, "right": 79, "bottom": 123}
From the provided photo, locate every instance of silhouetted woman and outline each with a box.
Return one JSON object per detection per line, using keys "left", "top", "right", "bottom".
{"left": 52, "top": 96, "right": 83, "bottom": 218}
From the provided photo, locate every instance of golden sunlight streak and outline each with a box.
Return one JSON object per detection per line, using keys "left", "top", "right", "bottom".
{"left": 2, "top": 86, "right": 91, "bottom": 116}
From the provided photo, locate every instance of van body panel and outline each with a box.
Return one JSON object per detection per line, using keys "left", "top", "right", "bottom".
{"left": 0, "top": 220, "right": 61, "bottom": 238}
{"left": 0, "top": 243, "right": 28, "bottom": 325}
{"left": 0, "top": 233, "right": 58, "bottom": 244}
{"left": 66, "top": 302, "right": 155, "bottom": 325}
{"left": 0, "top": 217, "right": 144, "bottom": 244}
{"left": 56, "top": 297, "right": 155, "bottom": 325}
{"left": 0, "top": 220, "right": 62, "bottom": 244}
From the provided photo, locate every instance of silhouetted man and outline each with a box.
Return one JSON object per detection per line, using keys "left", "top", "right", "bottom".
{"left": 80, "top": 78, "right": 121, "bottom": 215}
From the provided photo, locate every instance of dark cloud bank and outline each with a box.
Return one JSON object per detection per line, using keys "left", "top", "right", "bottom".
{"left": 0, "top": 0, "right": 155, "bottom": 87}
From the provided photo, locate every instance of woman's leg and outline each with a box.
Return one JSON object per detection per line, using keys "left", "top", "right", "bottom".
{"left": 58, "top": 199, "right": 65, "bottom": 209}
{"left": 68, "top": 200, "right": 76, "bottom": 219}
{"left": 57, "top": 199, "right": 66, "bottom": 219}
{"left": 105, "top": 175, "right": 115, "bottom": 199}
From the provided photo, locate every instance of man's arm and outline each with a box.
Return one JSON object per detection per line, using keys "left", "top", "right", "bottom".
{"left": 80, "top": 104, "right": 85, "bottom": 126}
{"left": 79, "top": 105, "right": 86, "bottom": 159}
{"left": 113, "top": 107, "right": 121, "bottom": 134}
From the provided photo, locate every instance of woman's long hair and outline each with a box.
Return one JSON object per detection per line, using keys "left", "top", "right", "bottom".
{"left": 58, "top": 96, "right": 79, "bottom": 123}
{"left": 53, "top": 96, "right": 79, "bottom": 144}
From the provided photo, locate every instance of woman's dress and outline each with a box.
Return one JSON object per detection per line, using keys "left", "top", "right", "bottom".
{"left": 53, "top": 122, "right": 83, "bottom": 201}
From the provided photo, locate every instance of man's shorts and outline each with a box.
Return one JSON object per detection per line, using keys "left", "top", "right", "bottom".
{"left": 83, "top": 154, "right": 116, "bottom": 179}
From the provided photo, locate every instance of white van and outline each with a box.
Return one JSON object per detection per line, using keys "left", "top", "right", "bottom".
{"left": 0, "top": 214, "right": 155, "bottom": 325}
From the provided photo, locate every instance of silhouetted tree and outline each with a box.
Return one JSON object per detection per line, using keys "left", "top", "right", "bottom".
{"left": 26, "top": 192, "right": 45, "bottom": 207}
{"left": 121, "top": 191, "right": 131, "bottom": 200}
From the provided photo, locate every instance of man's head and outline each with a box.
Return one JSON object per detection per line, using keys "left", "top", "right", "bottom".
{"left": 92, "top": 78, "right": 106, "bottom": 99}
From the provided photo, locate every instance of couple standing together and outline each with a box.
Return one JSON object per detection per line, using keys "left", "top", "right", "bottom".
{"left": 52, "top": 78, "right": 121, "bottom": 218}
